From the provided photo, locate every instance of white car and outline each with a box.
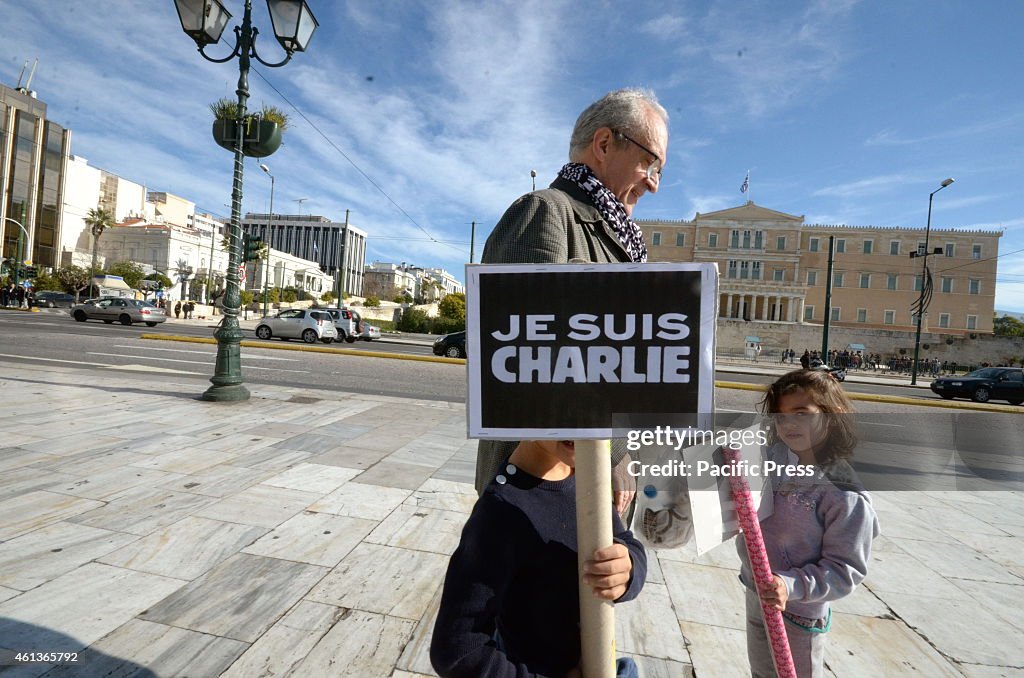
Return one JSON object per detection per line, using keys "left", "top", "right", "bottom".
{"left": 254, "top": 309, "right": 338, "bottom": 344}
{"left": 323, "top": 308, "right": 358, "bottom": 343}
{"left": 360, "top": 323, "right": 381, "bottom": 341}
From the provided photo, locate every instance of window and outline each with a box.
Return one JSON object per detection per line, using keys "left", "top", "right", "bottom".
{"left": 857, "top": 308, "right": 867, "bottom": 323}
{"left": 887, "top": 274, "right": 897, "bottom": 290}
{"left": 967, "top": 315, "right": 978, "bottom": 330}
{"left": 773, "top": 268, "right": 784, "bottom": 281}
{"left": 917, "top": 242, "right": 927, "bottom": 256}
{"left": 859, "top": 273, "right": 871, "bottom": 289}
{"left": 804, "top": 305, "right": 814, "bottom": 321}
{"left": 915, "top": 275, "right": 923, "bottom": 292}
{"left": 939, "top": 313, "right": 950, "bottom": 328}
{"left": 652, "top": 231, "right": 662, "bottom": 246}
{"left": 754, "top": 231, "right": 763, "bottom": 249}
{"left": 675, "top": 232, "right": 685, "bottom": 247}
{"left": 834, "top": 272, "right": 844, "bottom": 287}
{"left": 730, "top": 230, "right": 740, "bottom": 248}
{"left": 863, "top": 239, "right": 873, "bottom": 254}
{"left": 884, "top": 310, "right": 896, "bottom": 325}
{"left": 890, "top": 240, "right": 901, "bottom": 256}
{"left": 830, "top": 308, "right": 841, "bottom": 322}
{"left": 941, "top": 277, "right": 952, "bottom": 293}
{"left": 776, "top": 236, "right": 786, "bottom": 250}
{"left": 728, "top": 260, "right": 737, "bottom": 279}
{"left": 709, "top": 233, "right": 719, "bottom": 248}
{"left": 740, "top": 261, "right": 750, "bottom": 279}
{"left": 945, "top": 243, "right": 955, "bottom": 257}
{"left": 742, "top": 230, "right": 751, "bottom": 248}
{"left": 835, "top": 238, "right": 846, "bottom": 253}
{"left": 972, "top": 244, "right": 982, "bottom": 259}
{"left": 969, "top": 279, "right": 980, "bottom": 295}
{"left": 752, "top": 261, "right": 762, "bottom": 280}
{"left": 809, "top": 238, "right": 820, "bottom": 252}
{"left": 807, "top": 271, "right": 818, "bottom": 286}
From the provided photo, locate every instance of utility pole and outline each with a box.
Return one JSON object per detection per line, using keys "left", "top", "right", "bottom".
{"left": 820, "top": 235, "right": 835, "bottom": 361}
{"left": 469, "top": 221, "right": 476, "bottom": 263}
{"left": 335, "top": 209, "right": 349, "bottom": 309}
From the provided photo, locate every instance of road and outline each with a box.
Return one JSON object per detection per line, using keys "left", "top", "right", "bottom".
{"left": 3, "top": 309, "right": 1021, "bottom": 492}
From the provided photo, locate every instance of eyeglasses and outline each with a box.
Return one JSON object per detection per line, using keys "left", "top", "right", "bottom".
{"left": 614, "top": 130, "right": 663, "bottom": 184}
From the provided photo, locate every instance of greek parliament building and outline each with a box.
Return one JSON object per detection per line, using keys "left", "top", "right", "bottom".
{"left": 639, "top": 202, "right": 1001, "bottom": 335}
{"left": 1, "top": 81, "right": 70, "bottom": 270}
{"left": 241, "top": 213, "right": 367, "bottom": 296}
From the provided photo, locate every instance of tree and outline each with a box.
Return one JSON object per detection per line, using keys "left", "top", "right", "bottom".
{"left": 32, "top": 271, "right": 62, "bottom": 292}
{"left": 85, "top": 207, "right": 115, "bottom": 285}
{"left": 107, "top": 261, "right": 147, "bottom": 290}
{"left": 320, "top": 291, "right": 335, "bottom": 303}
{"left": 240, "top": 290, "right": 255, "bottom": 306}
{"left": 993, "top": 314, "right": 1024, "bottom": 338}
{"left": 364, "top": 296, "right": 381, "bottom": 307}
{"left": 438, "top": 292, "right": 466, "bottom": 321}
{"left": 55, "top": 265, "right": 92, "bottom": 301}
{"left": 282, "top": 288, "right": 298, "bottom": 303}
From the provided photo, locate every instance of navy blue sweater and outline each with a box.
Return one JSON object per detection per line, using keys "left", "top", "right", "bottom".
{"left": 430, "top": 467, "right": 647, "bottom": 678}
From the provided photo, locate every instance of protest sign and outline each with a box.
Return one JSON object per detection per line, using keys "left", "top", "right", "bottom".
{"left": 466, "top": 262, "right": 718, "bottom": 439}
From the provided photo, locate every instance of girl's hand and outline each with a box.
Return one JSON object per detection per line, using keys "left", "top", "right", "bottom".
{"left": 760, "top": 575, "right": 788, "bottom": 611}
{"left": 582, "top": 544, "right": 632, "bottom": 601}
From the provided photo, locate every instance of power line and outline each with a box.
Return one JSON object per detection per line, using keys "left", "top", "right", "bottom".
{"left": 252, "top": 67, "right": 466, "bottom": 256}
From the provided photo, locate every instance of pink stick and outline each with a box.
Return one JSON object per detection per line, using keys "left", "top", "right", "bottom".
{"left": 723, "top": 444, "right": 797, "bottom": 678}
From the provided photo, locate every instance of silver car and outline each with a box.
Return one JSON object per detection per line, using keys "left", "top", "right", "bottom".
{"left": 70, "top": 297, "right": 167, "bottom": 327}
{"left": 254, "top": 309, "right": 339, "bottom": 344}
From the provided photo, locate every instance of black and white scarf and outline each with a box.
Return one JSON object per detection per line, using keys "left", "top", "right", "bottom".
{"left": 558, "top": 162, "right": 648, "bottom": 263}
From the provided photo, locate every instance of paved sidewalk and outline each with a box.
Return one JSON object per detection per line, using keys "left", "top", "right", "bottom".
{"left": 0, "top": 363, "right": 1021, "bottom": 677}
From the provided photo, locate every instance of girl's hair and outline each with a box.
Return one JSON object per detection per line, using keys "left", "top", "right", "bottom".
{"left": 759, "top": 369, "right": 857, "bottom": 464}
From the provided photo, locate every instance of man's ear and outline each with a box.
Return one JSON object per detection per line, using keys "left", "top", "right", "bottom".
{"left": 592, "top": 127, "right": 615, "bottom": 161}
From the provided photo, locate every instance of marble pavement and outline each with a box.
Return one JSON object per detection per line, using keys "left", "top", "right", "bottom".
{"left": 0, "top": 363, "right": 1022, "bottom": 677}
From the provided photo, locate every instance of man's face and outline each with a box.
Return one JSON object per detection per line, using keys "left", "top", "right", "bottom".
{"left": 597, "top": 111, "right": 668, "bottom": 216}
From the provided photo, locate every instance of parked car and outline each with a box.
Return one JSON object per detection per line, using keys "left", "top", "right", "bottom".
{"left": 929, "top": 367, "right": 1024, "bottom": 404}
{"left": 31, "top": 290, "right": 76, "bottom": 308}
{"left": 70, "top": 298, "right": 167, "bottom": 326}
{"left": 360, "top": 322, "right": 381, "bottom": 341}
{"left": 809, "top": 359, "right": 846, "bottom": 382}
{"left": 254, "top": 309, "right": 339, "bottom": 344}
{"left": 323, "top": 308, "right": 358, "bottom": 343}
{"left": 433, "top": 330, "right": 466, "bottom": 358}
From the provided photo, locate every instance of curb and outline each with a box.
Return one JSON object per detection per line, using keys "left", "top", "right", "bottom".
{"left": 138, "top": 334, "right": 466, "bottom": 365}
{"left": 713, "top": 380, "right": 1021, "bottom": 413}
{"left": 0, "top": 307, "right": 41, "bottom": 313}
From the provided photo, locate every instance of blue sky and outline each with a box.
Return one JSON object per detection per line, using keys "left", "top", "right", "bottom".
{"left": 3, "top": 0, "right": 1022, "bottom": 309}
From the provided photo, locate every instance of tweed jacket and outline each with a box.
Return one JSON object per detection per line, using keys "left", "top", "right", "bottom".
{"left": 474, "top": 176, "right": 634, "bottom": 493}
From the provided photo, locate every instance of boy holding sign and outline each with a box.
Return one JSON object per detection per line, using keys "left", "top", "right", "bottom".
{"left": 430, "top": 439, "right": 646, "bottom": 678}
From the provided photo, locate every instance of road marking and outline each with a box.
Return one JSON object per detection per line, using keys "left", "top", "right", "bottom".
{"left": 0, "top": 353, "right": 200, "bottom": 375}
{"left": 0, "top": 353, "right": 113, "bottom": 367}
{"left": 88, "top": 352, "right": 308, "bottom": 374}
{"left": 112, "top": 345, "right": 299, "bottom": 361}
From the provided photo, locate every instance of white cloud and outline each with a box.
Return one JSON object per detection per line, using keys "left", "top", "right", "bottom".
{"left": 865, "top": 113, "right": 1024, "bottom": 146}
{"left": 812, "top": 174, "right": 913, "bottom": 198}
{"left": 640, "top": 14, "right": 689, "bottom": 40}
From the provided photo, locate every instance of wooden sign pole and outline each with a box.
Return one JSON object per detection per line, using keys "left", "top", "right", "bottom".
{"left": 575, "top": 439, "right": 616, "bottom": 678}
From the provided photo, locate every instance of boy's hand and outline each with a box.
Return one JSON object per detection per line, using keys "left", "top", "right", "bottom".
{"left": 582, "top": 544, "right": 632, "bottom": 601}
{"left": 759, "top": 575, "right": 788, "bottom": 611}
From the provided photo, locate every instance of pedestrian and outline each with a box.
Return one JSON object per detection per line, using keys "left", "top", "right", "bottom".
{"left": 800, "top": 349, "right": 811, "bottom": 370}
{"left": 1, "top": 284, "right": 8, "bottom": 307}
{"left": 430, "top": 439, "right": 645, "bottom": 678}
{"left": 473, "top": 88, "right": 669, "bottom": 515}
{"left": 744, "top": 370, "right": 880, "bottom": 678}
{"left": 15, "top": 284, "right": 25, "bottom": 308}
{"left": 174, "top": 300, "right": 182, "bottom": 319}
{"left": 754, "top": 343, "right": 762, "bottom": 363}
{"left": 185, "top": 301, "right": 195, "bottom": 319}
{"left": 780, "top": 348, "right": 789, "bottom": 365}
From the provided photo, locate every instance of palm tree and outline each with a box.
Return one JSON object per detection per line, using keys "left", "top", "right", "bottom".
{"left": 85, "top": 207, "right": 114, "bottom": 294}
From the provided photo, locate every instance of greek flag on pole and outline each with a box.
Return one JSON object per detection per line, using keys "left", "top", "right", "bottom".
{"left": 740, "top": 172, "right": 749, "bottom": 194}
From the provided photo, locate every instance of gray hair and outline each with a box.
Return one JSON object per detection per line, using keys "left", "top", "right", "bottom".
{"left": 568, "top": 88, "right": 669, "bottom": 161}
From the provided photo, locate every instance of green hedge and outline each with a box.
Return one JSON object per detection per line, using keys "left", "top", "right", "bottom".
{"left": 396, "top": 308, "right": 464, "bottom": 334}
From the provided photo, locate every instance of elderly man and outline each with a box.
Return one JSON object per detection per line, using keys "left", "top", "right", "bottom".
{"left": 476, "top": 88, "right": 669, "bottom": 515}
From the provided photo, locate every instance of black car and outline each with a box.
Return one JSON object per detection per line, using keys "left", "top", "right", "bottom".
{"left": 433, "top": 330, "right": 466, "bottom": 359}
{"left": 930, "top": 367, "right": 1024, "bottom": 404}
{"left": 31, "top": 290, "right": 76, "bottom": 308}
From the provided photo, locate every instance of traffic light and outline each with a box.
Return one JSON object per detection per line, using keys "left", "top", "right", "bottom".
{"left": 243, "top": 234, "right": 264, "bottom": 262}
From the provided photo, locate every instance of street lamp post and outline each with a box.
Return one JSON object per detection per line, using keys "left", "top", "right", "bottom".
{"left": 530, "top": 169, "right": 537, "bottom": 191}
{"left": 260, "top": 163, "right": 274, "bottom": 317}
{"left": 174, "top": 0, "right": 318, "bottom": 402}
{"left": 910, "top": 178, "right": 955, "bottom": 385}
{"left": 3, "top": 218, "right": 29, "bottom": 291}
